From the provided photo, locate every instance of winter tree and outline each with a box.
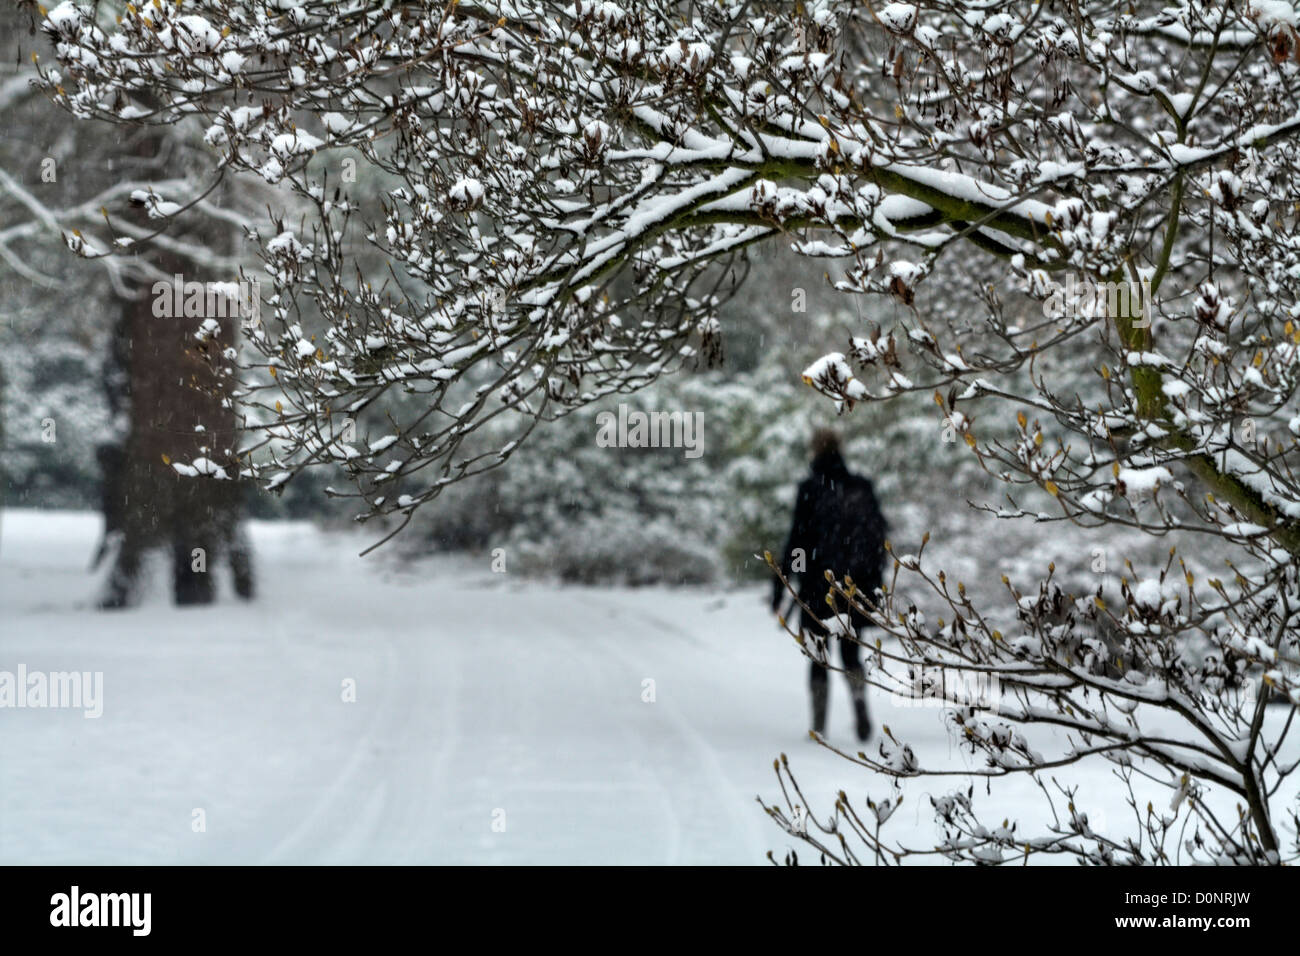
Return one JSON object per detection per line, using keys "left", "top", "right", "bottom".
{"left": 4, "top": 1, "right": 274, "bottom": 604}
{"left": 36, "top": 0, "right": 1300, "bottom": 861}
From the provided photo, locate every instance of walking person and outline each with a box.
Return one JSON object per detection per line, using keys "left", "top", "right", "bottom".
{"left": 771, "top": 429, "right": 888, "bottom": 741}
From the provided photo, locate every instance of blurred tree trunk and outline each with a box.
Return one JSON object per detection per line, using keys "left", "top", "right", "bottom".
{"left": 97, "top": 136, "right": 253, "bottom": 608}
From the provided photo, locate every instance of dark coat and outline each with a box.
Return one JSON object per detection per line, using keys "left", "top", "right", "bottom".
{"left": 771, "top": 450, "right": 887, "bottom": 626}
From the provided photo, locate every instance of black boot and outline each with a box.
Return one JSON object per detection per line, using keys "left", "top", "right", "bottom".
{"left": 811, "top": 680, "right": 829, "bottom": 736}
{"left": 229, "top": 544, "right": 255, "bottom": 600}
{"left": 173, "top": 538, "right": 214, "bottom": 605}
{"left": 853, "top": 696, "right": 871, "bottom": 742}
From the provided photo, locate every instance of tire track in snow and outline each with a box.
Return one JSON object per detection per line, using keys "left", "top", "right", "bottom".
{"left": 255, "top": 583, "right": 467, "bottom": 864}
{"left": 532, "top": 613, "right": 686, "bottom": 865}
{"left": 577, "top": 603, "right": 773, "bottom": 862}
{"left": 260, "top": 627, "right": 404, "bottom": 863}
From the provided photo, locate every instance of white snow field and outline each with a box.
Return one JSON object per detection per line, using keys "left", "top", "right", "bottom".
{"left": 0, "top": 509, "right": 1289, "bottom": 864}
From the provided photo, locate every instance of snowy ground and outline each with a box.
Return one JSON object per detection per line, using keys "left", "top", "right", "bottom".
{"left": 0, "top": 509, "right": 1289, "bottom": 864}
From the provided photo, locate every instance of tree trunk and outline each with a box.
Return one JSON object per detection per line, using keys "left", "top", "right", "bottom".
{"left": 97, "top": 157, "right": 253, "bottom": 607}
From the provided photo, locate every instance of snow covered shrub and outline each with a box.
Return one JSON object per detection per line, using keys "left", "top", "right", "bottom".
{"left": 397, "top": 361, "right": 763, "bottom": 584}
{"left": 514, "top": 512, "right": 721, "bottom": 585}
{"left": 1, "top": 338, "right": 110, "bottom": 509}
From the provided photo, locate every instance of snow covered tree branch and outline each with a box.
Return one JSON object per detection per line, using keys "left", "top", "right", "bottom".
{"left": 764, "top": 535, "right": 1299, "bottom": 864}
{"left": 34, "top": 0, "right": 1300, "bottom": 551}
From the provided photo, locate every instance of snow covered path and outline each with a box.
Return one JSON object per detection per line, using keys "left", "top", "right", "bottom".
{"left": 3, "top": 510, "right": 1281, "bottom": 864}
{"left": 3, "top": 509, "right": 936, "bottom": 864}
